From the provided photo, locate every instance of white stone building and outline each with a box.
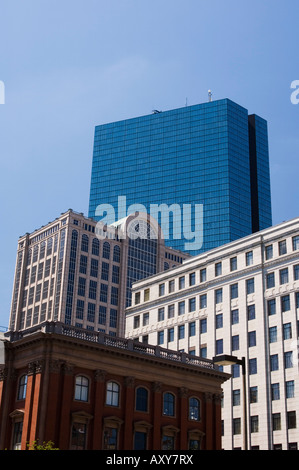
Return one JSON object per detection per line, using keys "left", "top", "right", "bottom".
{"left": 125, "top": 218, "right": 299, "bottom": 450}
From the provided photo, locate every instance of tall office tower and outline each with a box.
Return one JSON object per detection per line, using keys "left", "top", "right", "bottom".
{"left": 125, "top": 217, "right": 299, "bottom": 450}
{"left": 8, "top": 210, "right": 188, "bottom": 337}
{"left": 88, "top": 99, "right": 272, "bottom": 256}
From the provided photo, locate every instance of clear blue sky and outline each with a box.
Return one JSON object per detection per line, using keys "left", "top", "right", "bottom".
{"left": 0, "top": 0, "right": 298, "bottom": 327}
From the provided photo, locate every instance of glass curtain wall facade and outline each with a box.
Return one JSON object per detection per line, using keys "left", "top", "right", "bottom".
{"left": 88, "top": 99, "right": 272, "bottom": 256}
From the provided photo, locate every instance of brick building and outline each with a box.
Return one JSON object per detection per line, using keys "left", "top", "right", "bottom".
{"left": 0, "top": 322, "right": 228, "bottom": 450}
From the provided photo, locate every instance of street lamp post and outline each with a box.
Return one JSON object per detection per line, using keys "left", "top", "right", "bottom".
{"left": 213, "top": 354, "right": 248, "bottom": 450}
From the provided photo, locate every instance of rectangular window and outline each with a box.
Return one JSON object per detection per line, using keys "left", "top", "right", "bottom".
{"left": 169, "top": 280, "right": 175, "bottom": 293}
{"left": 248, "top": 331, "right": 256, "bottom": 347}
{"left": 110, "top": 309, "right": 117, "bottom": 328}
{"left": 279, "top": 268, "right": 289, "bottom": 285}
{"left": 134, "top": 316, "right": 140, "bottom": 329}
{"left": 247, "top": 304, "right": 256, "bottom": 321}
{"left": 79, "top": 255, "right": 87, "bottom": 274}
{"left": 232, "top": 389, "right": 240, "bottom": 406}
{"left": 179, "top": 276, "right": 185, "bottom": 289}
{"left": 292, "top": 235, "right": 299, "bottom": 251}
{"left": 215, "top": 262, "right": 222, "bottom": 277}
{"left": 246, "top": 251, "right": 253, "bottom": 266}
{"left": 159, "top": 284, "right": 165, "bottom": 296}
{"left": 158, "top": 308, "right": 164, "bottom": 322}
{"left": 200, "top": 318, "right": 207, "bottom": 334}
{"left": 135, "top": 292, "right": 141, "bottom": 305}
{"left": 230, "top": 257, "right": 237, "bottom": 271}
{"left": 215, "top": 288, "right": 222, "bottom": 304}
{"left": 112, "top": 265, "right": 120, "bottom": 284}
{"left": 270, "top": 354, "right": 279, "bottom": 371}
{"left": 232, "top": 335, "right": 239, "bottom": 351}
{"left": 76, "top": 299, "right": 84, "bottom": 320}
{"left": 269, "top": 326, "right": 277, "bottom": 343}
{"left": 284, "top": 351, "right": 293, "bottom": 369}
{"left": 250, "top": 416, "right": 259, "bottom": 433}
{"left": 249, "top": 358, "right": 257, "bottom": 375}
{"left": 271, "top": 383, "right": 280, "bottom": 401}
{"left": 250, "top": 386, "right": 258, "bottom": 404}
{"left": 233, "top": 418, "right": 241, "bottom": 435}
{"left": 216, "top": 313, "right": 223, "bottom": 329}
{"left": 231, "top": 309, "right": 239, "bottom": 325}
{"left": 101, "top": 262, "right": 109, "bottom": 281}
{"left": 189, "top": 322, "right": 196, "bottom": 337}
{"left": 265, "top": 244, "right": 273, "bottom": 260}
{"left": 200, "top": 268, "right": 206, "bottom": 283}
{"left": 189, "top": 297, "right": 196, "bottom": 312}
{"left": 87, "top": 302, "right": 95, "bottom": 322}
{"left": 268, "top": 299, "right": 276, "bottom": 316}
{"left": 178, "top": 301, "right": 185, "bottom": 315}
{"left": 266, "top": 272, "right": 275, "bottom": 289}
{"left": 230, "top": 283, "right": 238, "bottom": 299}
{"left": 168, "top": 304, "right": 174, "bottom": 319}
{"left": 286, "top": 380, "right": 295, "bottom": 398}
{"left": 281, "top": 295, "right": 290, "bottom": 312}
{"left": 279, "top": 240, "right": 287, "bottom": 256}
{"left": 143, "top": 312, "right": 149, "bottom": 326}
{"left": 78, "top": 277, "right": 86, "bottom": 297}
{"left": 158, "top": 330, "right": 164, "bottom": 345}
{"left": 111, "top": 286, "right": 118, "bottom": 306}
{"left": 283, "top": 322, "right": 292, "bottom": 340}
{"left": 100, "top": 283, "right": 108, "bottom": 303}
{"left": 200, "top": 294, "right": 207, "bottom": 309}
{"left": 178, "top": 325, "right": 185, "bottom": 340}
{"left": 216, "top": 339, "right": 223, "bottom": 355}
{"left": 99, "top": 305, "right": 107, "bottom": 325}
{"left": 294, "top": 265, "right": 299, "bottom": 281}
{"left": 90, "top": 258, "right": 98, "bottom": 278}
{"left": 89, "top": 280, "right": 97, "bottom": 300}
{"left": 189, "top": 272, "right": 196, "bottom": 286}
{"left": 272, "top": 413, "right": 281, "bottom": 431}
{"left": 168, "top": 327, "right": 174, "bottom": 342}
{"left": 287, "top": 411, "right": 296, "bottom": 429}
{"left": 246, "top": 278, "right": 255, "bottom": 294}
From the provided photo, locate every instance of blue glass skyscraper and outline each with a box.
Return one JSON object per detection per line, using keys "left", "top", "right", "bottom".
{"left": 88, "top": 98, "right": 272, "bottom": 256}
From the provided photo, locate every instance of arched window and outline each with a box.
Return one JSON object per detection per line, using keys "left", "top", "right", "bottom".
{"left": 103, "top": 242, "right": 110, "bottom": 260}
{"left": 113, "top": 245, "right": 120, "bottom": 263}
{"left": 74, "top": 375, "right": 89, "bottom": 402}
{"left": 189, "top": 397, "right": 200, "bottom": 421}
{"left": 163, "top": 392, "right": 175, "bottom": 416}
{"left": 136, "top": 387, "right": 148, "bottom": 412}
{"left": 81, "top": 234, "right": 89, "bottom": 253}
{"left": 92, "top": 238, "right": 100, "bottom": 256}
{"left": 106, "top": 381, "right": 120, "bottom": 407}
{"left": 17, "top": 375, "right": 28, "bottom": 400}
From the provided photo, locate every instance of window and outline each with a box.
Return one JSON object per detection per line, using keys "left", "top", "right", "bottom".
{"left": 113, "top": 245, "right": 120, "bottom": 263}
{"left": 265, "top": 244, "right": 273, "bottom": 260}
{"left": 283, "top": 322, "right": 292, "bottom": 340}
{"left": 71, "top": 422, "right": 87, "bottom": 450}
{"left": 163, "top": 392, "right": 175, "bottom": 416}
{"left": 168, "top": 304, "right": 174, "bottom": 319}
{"left": 294, "top": 265, "right": 299, "bottom": 281}
{"left": 189, "top": 272, "right": 196, "bottom": 286}
{"left": 101, "top": 262, "right": 109, "bottom": 281}
{"left": 216, "top": 313, "right": 223, "bottom": 329}
{"left": 78, "top": 277, "right": 86, "bottom": 297}
{"left": 216, "top": 339, "right": 223, "bottom": 355}
{"left": 268, "top": 299, "right": 276, "bottom": 316}
{"left": 215, "top": 288, "right": 222, "bottom": 304}
{"left": 233, "top": 418, "right": 241, "bottom": 435}
{"left": 233, "top": 389, "right": 240, "bottom": 406}
{"left": 102, "top": 242, "right": 110, "bottom": 259}
{"left": 179, "top": 276, "right": 185, "bottom": 289}
{"left": 284, "top": 351, "right": 293, "bottom": 369}
{"left": 293, "top": 235, "right": 299, "bottom": 251}
{"left": 135, "top": 292, "right": 141, "bottom": 305}
{"left": 143, "top": 313, "right": 149, "bottom": 326}
{"left": 200, "top": 268, "right": 206, "bottom": 282}
{"left": 270, "top": 354, "right": 279, "bottom": 371}
{"left": 279, "top": 240, "right": 287, "bottom": 256}
{"left": 269, "top": 326, "right": 277, "bottom": 343}
{"left": 250, "top": 415, "right": 259, "bottom": 433}
{"left": 232, "top": 335, "right": 239, "bottom": 351}
{"left": 100, "top": 283, "right": 108, "bottom": 303}
{"left": 200, "top": 318, "right": 207, "bottom": 334}
{"left": 134, "top": 316, "right": 140, "bottom": 329}
{"left": 189, "top": 397, "right": 200, "bottom": 421}
{"left": 74, "top": 376, "right": 89, "bottom": 402}
{"left": 248, "top": 331, "right": 256, "bottom": 347}
{"left": 189, "top": 297, "right": 196, "bottom": 312}
{"left": 272, "top": 413, "right": 281, "bottom": 431}
{"left": 271, "top": 383, "right": 280, "bottom": 401}
{"left": 246, "top": 278, "right": 255, "bottom": 294}
{"left": 103, "top": 427, "right": 118, "bottom": 450}
{"left": 169, "top": 280, "right": 175, "bottom": 293}
{"left": 17, "top": 375, "right": 28, "bottom": 400}
{"left": 136, "top": 387, "right": 148, "bottom": 412}
{"left": 162, "top": 435, "right": 175, "bottom": 450}
{"left": 99, "top": 305, "right": 106, "bottom": 325}
{"left": 106, "top": 382, "right": 120, "bottom": 407}
{"left": 92, "top": 238, "right": 100, "bottom": 256}
{"left": 215, "top": 262, "right": 222, "bottom": 277}
{"left": 144, "top": 288, "right": 150, "bottom": 302}
{"left": 200, "top": 294, "right": 207, "bottom": 309}
{"left": 250, "top": 386, "right": 258, "bottom": 404}
{"left": 178, "top": 325, "right": 185, "bottom": 340}
{"left": 168, "top": 328, "right": 174, "bottom": 342}
{"left": 81, "top": 234, "right": 89, "bottom": 253}
{"left": 158, "top": 330, "right": 164, "bottom": 345}
{"left": 178, "top": 301, "right": 185, "bottom": 315}
{"left": 281, "top": 295, "right": 290, "bottom": 312}
{"left": 246, "top": 251, "right": 253, "bottom": 266}
{"left": 266, "top": 272, "right": 275, "bottom": 289}
{"left": 230, "top": 257, "right": 237, "bottom": 271}
{"left": 89, "top": 280, "right": 97, "bottom": 300}
{"left": 134, "top": 431, "right": 147, "bottom": 450}
{"left": 287, "top": 411, "right": 296, "bottom": 429}
{"left": 110, "top": 309, "right": 117, "bottom": 328}
{"left": 249, "top": 358, "right": 257, "bottom": 375}
{"left": 232, "top": 364, "right": 240, "bottom": 378}
{"left": 230, "top": 283, "right": 238, "bottom": 299}
{"left": 189, "top": 322, "right": 196, "bottom": 337}
{"left": 112, "top": 265, "right": 119, "bottom": 284}
{"left": 159, "top": 284, "right": 165, "bottom": 296}
{"left": 87, "top": 302, "right": 95, "bottom": 322}
{"left": 231, "top": 309, "right": 239, "bottom": 325}
{"left": 110, "top": 286, "right": 118, "bottom": 306}
{"left": 158, "top": 307, "right": 164, "bottom": 322}
{"left": 279, "top": 268, "right": 289, "bottom": 285}
{"left": 286, "top": 380, "right": 295, "bottom": 399}
{"left": 247, "top": 304, "right": 256, "bottom": 320}
{"left": 12, "top": 421, "right": 23, "bottom": 450}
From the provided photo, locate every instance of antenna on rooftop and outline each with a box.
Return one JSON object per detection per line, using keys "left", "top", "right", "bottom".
{"left": 208, "top": 90, "right": 212, "bottom": 102}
